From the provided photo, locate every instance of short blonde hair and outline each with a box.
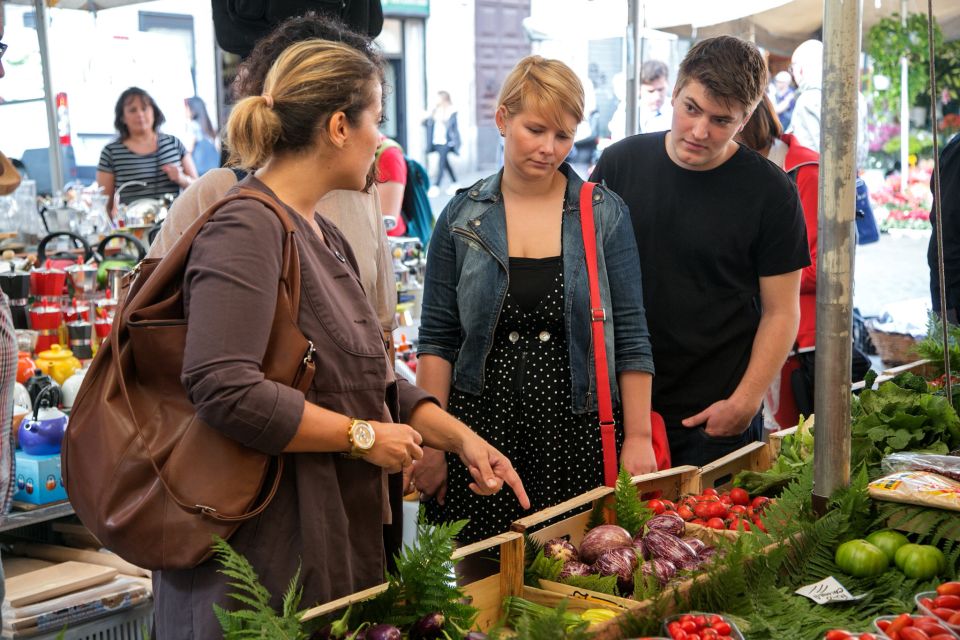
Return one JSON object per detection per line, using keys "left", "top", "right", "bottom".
{"left": 226, "top": 39, "right": 382, "bottom": 170}
{"left": 497, "top": 55, "right": 584, "bottom": 135}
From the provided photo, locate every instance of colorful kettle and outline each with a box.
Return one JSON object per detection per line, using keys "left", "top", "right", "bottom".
{"left": 18, "top": 386, "right": 68, "bottom": 456}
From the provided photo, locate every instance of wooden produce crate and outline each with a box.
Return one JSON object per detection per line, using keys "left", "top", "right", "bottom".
{"left": 851, "top": 358, "right": 934, "bottom": 391}
{"left": 298, "top": 531, "right": 622, "bottom": 634}
{"left": 685, "top": 441, "right": 775, "bottom": 544}
{"left": 510, "top": 467, "right": 704, "bottom": 638}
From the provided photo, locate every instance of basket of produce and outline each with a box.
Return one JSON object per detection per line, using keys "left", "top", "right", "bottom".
{"left": 661, "top": 612, "right": 745, "bottom": 640}
{"left": 873, "top": 613, "right": 959, "bottom": 639}
{"left": 867, "top": 328, "right": 920, "bottom": 367}
{"left": 915, "top": 582, "right": 960, "bottom": 635}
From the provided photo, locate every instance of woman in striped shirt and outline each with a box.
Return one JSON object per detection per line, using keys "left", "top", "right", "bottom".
{"left": 97, "top": 87, "right": 198, "bottom": 217}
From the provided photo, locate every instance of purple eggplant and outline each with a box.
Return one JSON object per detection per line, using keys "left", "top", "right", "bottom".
{"left": 644, "top": 512, "right": 685, "bottom": 537}
{"left": 592, "top": 546, "right": 638, "bottom": 594}
{"left": 409, "top": 612, "right": 445, "bottom": 639}
{"left": 364, "top": 624, "right": 401, "bottom": 640}
{"left": 639, "top": 557, "right": 677, "bottom": 587}
{"left": 559, "top": 560, "right": 593, "bottom": 579}
{"left": 632, "top": 533, "right": 647, "bottom": 560}
{"left": 682, "top": 537, "right": 708, "bottom": 555}
{"left": 543, "top": 537, "right": 579, "bottom": 563}
{"left": 464, "top": 633, "right": 488, "bottom": 640}
{"left": 310, "top": 625, "right": 333, "bottom": 640}
{"left": 579, "top": 524, "right": 632, "bottom": 565}
{"left": 642, "top": 530, "right": 698, "bottom": 567}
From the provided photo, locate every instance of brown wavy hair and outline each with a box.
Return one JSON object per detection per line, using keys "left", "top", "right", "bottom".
{"left": 675, "top": 36, "right": 767, "bottom": 114}
{"left": 225, "top": 39, "right": 383, "bottom": 171}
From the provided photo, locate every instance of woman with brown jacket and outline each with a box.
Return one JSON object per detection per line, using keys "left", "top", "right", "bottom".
{"left": 153, "top": 39, "right": 527, "bottom": 639}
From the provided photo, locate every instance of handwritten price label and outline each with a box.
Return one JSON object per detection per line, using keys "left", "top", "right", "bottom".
{"left": 795, "top": 577, "right": 866, "bottom": 605}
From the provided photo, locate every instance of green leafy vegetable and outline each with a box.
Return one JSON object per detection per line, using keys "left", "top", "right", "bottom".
{"left": 614, "top": 466, "right": 653, "bottom": 536}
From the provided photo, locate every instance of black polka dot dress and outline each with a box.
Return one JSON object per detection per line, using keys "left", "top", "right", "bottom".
{"left": 426, "top": 255, "right": 623, "bottom": 543}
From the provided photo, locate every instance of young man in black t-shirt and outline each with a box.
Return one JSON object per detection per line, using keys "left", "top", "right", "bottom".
{"left": 591, "top": 36, "right": 810, "bottom": 467}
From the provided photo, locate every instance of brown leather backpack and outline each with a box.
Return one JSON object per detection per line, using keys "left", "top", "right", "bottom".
{"left": 62, "top": 188, "right": 316, "bottom": 570}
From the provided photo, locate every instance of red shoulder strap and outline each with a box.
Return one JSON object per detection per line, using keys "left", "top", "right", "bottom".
{"left": 579, "top": 182, "right": 618, "bottom": 488}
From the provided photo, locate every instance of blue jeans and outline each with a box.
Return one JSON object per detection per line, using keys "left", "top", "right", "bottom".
{"left": 665, "top": 411, "right": 764, "bottom": 468}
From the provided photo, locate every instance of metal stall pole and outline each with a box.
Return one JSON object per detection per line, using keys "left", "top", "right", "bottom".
{"left": 34, "top": 0, "right": 65, "bottom": 196}
{"left": 899, "top": 1, "right": 909, "bottom": 194}
{"left": 812, "top": 0, "right": 863, "bottom": 513}
{"left": 625, "top": 0, "right": 641, "bottom": 137}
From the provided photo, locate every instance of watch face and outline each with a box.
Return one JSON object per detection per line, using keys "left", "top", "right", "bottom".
{"left": 353, "top": 422, "right": 375, "bottom": 449}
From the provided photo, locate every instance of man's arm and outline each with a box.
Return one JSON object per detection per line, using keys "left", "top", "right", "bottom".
{"left": 682, "top": 270, "right": 801, "bottom": 437}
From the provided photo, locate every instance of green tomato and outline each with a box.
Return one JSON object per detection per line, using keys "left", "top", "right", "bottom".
{"left": 835, "top": 539, "right": 889, "bottom": 577}
{"left": 866, "top": 530, "right": 910, "bottom": 562}
{"left": 893, "top": 543, "right": 946, "bottom": 579}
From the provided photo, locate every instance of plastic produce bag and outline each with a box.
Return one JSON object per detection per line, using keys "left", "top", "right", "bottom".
{"left": 881, "top": 453, "right": 960, "bottom": 482}
{"left": 868, "top": 471, "right": 960, "bottom": 511}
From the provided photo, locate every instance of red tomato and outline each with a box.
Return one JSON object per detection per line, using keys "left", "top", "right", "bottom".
{"left": 752, "top": 517, "right": 768, "bottom": 533}
{"left": 680, "top": 620, "right": 697, "bottom": 632}
{"left": 693, "top": 502, "right": 713, "bottom": 519}
{"left": 729, "top": 505, "right": 748, "bottom": 515}
{"left": 858, "top": 634, "right": 877, "bottom": 640}
{"left": 648, "top": 499, "right": 666, "bottom": 515}
{"left": 920, "top": 597, "right": 935, "bottom": 609}
{"left": 931, "top": 608, "right": 955, "bottom": 621}
{"left": 691, "top": 518, "right": 707, "bottom": 526}
{"left": 825, "top": 631, "right": 852, "bottom": 640}
{"left": 876, "top": 620, "right": 891, "bottom": 631}
{"left": 693, "top": 615, "right": 707, "bottom": 629}
{"left": 706, "top": 502, "right": 729, "bottom": 519}
{"left": 719, "top": 495, "right": 734, "bottom": 505}
{"left": 729, "top": 487, "right": 750, "bottom": 505}
{"left": 702, "top": 488, "right": 718, "bottom": 497}
{"left": 706, "top": 517, "right": 726, "bottom": 529}
{"left": 886, "top": 613, "right": 914, "bottom": 635}
{"left": 751, "top": 496, "right": 771, "bottom": 511}
{"left": 899, "top": 629, "right": 931, "bottom": 640}
{"left": 663, "top": 499, "right": 676, "bottom": 511}
{"left": 933, "top": 595, "right": 960, "bottom": 610}
{"left": 678, "top": 506, "right": 695, "bottom": 521}
{"left": 937, "top": 582, "right": 960, "bottom": 596}
{"left": 948, "top": 611, "right": 960, "bottom": 625}
{"left": 729, "top": 519, "right": 752, "bottom": 531}
{"left": 711, "top": 622, "right": 731, "bottom": 635}
{"left": 930, "top": 635, "right": 956, "bottom": 640}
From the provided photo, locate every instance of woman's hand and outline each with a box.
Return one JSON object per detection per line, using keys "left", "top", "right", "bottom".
{"left": 411, "top": 447, "right": 448, "bottom": 504}
{"left": 458, "top": 433, "right": 530, "bottom": 509}
{"left": 365, "top": 421, "right": 424, "bottom": 474}
{"left": 161, "top": 163, "right": 191, "bottom": 188}
{"left": 620, "top": 433, "right": 658, "bottom": 476}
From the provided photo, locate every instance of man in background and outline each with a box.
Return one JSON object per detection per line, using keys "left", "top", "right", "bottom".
{"left": 638, "top": 59, "right": 672, "bottom": 134}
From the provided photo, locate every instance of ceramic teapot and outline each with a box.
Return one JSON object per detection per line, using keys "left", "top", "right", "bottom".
{"left": 61, "top": 364, "right": 89, "bottom": 411}
{"left": 34, "top": 344, "right": 82, "bottom": 386}
{"left": 16, "top": 351, "right": 36, "bottom": 385}
{"left": 18, "top": 386, "right": 67, "bottom": 456}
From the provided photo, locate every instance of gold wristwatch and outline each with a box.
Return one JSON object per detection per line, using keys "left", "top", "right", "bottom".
{"left": 347, "top": 419, "right": 376, "bottom": 458}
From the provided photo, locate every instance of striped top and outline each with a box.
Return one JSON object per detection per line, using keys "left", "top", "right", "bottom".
{"left": 97, "top": 133, "right": 187, "bottom": 204}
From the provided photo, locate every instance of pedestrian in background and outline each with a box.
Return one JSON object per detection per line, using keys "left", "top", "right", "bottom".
{"left": 424, "top": 90, "right": 460, "bottom": 196}
{"left": 183, "top": 96, "right": 219, "bottom": 176}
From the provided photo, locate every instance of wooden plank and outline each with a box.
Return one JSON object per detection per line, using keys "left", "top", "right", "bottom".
{"left": 698, "top": 441, "right": 769, "bottom": 492}
{"left": 851, "top": 359, "right": 932, "bottom": 391}
{"left": 8, "top": 542, "right": 151, "bottom": 578}
{"left": 452, "top": 531, "right": 523, "bottom": 560}
{"left": 4, "top": 561, "right": 117, "bottom": 607}
{"left": 511, "top": 466, "right": 699, "bottom": 535}
{"left": 462, "top": 574, "right": 502, "bottom": 631}
{"left": 767, "top": 425, "right": 798, "bottom": 461}
{"left": 535, "top": 580, "right": 637, "bottom": 610}
{"left": 499, "top": 533, "right": 524, "bottom": 599}
{"left": 300, "top": 583, "right": 391, "bottom": 621}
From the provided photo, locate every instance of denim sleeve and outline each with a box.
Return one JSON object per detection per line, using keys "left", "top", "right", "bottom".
{"left": 603, "top": 194, "right": 655, "bottom": 376}
{"left": 417, "top": 208, "right": 461, "bottom": 363}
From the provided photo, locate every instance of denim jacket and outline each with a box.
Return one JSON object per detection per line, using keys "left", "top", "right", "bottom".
{"left": 418, "top": 163, "right": 654, "bottom": 415}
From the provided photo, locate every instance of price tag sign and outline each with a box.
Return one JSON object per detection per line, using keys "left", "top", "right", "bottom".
{"left": 795, "top": 577, "right": 866, "bottom": 604}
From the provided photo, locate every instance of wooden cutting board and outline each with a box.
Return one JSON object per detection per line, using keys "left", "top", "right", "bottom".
{"left": 5, "top": 561, "right": 118, "bottom": 607}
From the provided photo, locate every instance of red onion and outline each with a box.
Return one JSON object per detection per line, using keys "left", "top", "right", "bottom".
{"left": 579, "top": 524, "right": 632, "bottom": 565}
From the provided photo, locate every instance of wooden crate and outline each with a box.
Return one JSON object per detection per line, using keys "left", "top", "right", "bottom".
{"left": 509, "top": 467, "right": 702, "bottom": 639}
{"left": 298, "top": 531, "right": 622, "bottom": 634}
{"left": 851, "top": 358, "right": 934, "bottom": 391}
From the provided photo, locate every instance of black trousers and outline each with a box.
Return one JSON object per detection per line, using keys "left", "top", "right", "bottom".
{"left": 665, "top": 411, "right": 764, "bottom": 468}
{"left": 433, "top": 144, "right": 457, "bottom": 186}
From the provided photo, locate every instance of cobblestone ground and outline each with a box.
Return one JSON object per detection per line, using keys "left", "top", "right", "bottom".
{"left": 854, "top": 231, "right": 931, "bottom": 319}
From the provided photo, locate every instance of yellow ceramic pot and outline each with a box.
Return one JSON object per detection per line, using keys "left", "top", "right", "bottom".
{"left": 35, "top": 344, "right": 82, "bottom": 385}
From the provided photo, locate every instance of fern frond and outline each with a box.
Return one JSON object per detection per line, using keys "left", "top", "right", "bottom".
{"left": 615, "top": 466, "right": 653, "bottom": 536}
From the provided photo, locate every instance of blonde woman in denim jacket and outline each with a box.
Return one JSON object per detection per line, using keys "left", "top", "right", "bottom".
{"left": 414, "top": 56, "right": 656, "bottom": 547}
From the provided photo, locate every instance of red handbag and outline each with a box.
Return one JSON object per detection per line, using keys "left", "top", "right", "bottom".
{"left": 579, "top": 182, "right": 671, "bottom": 487}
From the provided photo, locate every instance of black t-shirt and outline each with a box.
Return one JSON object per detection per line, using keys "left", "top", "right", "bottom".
{"left": 928, "top": 132, "right": 960, "bottom": 317}
{"left": 590, "top": 132, "right": 810, "bottom": 422}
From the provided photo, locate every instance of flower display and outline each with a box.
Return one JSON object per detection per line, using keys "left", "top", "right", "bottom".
{"left": 871, "top": 160, "right": 933, "bottom": 231}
